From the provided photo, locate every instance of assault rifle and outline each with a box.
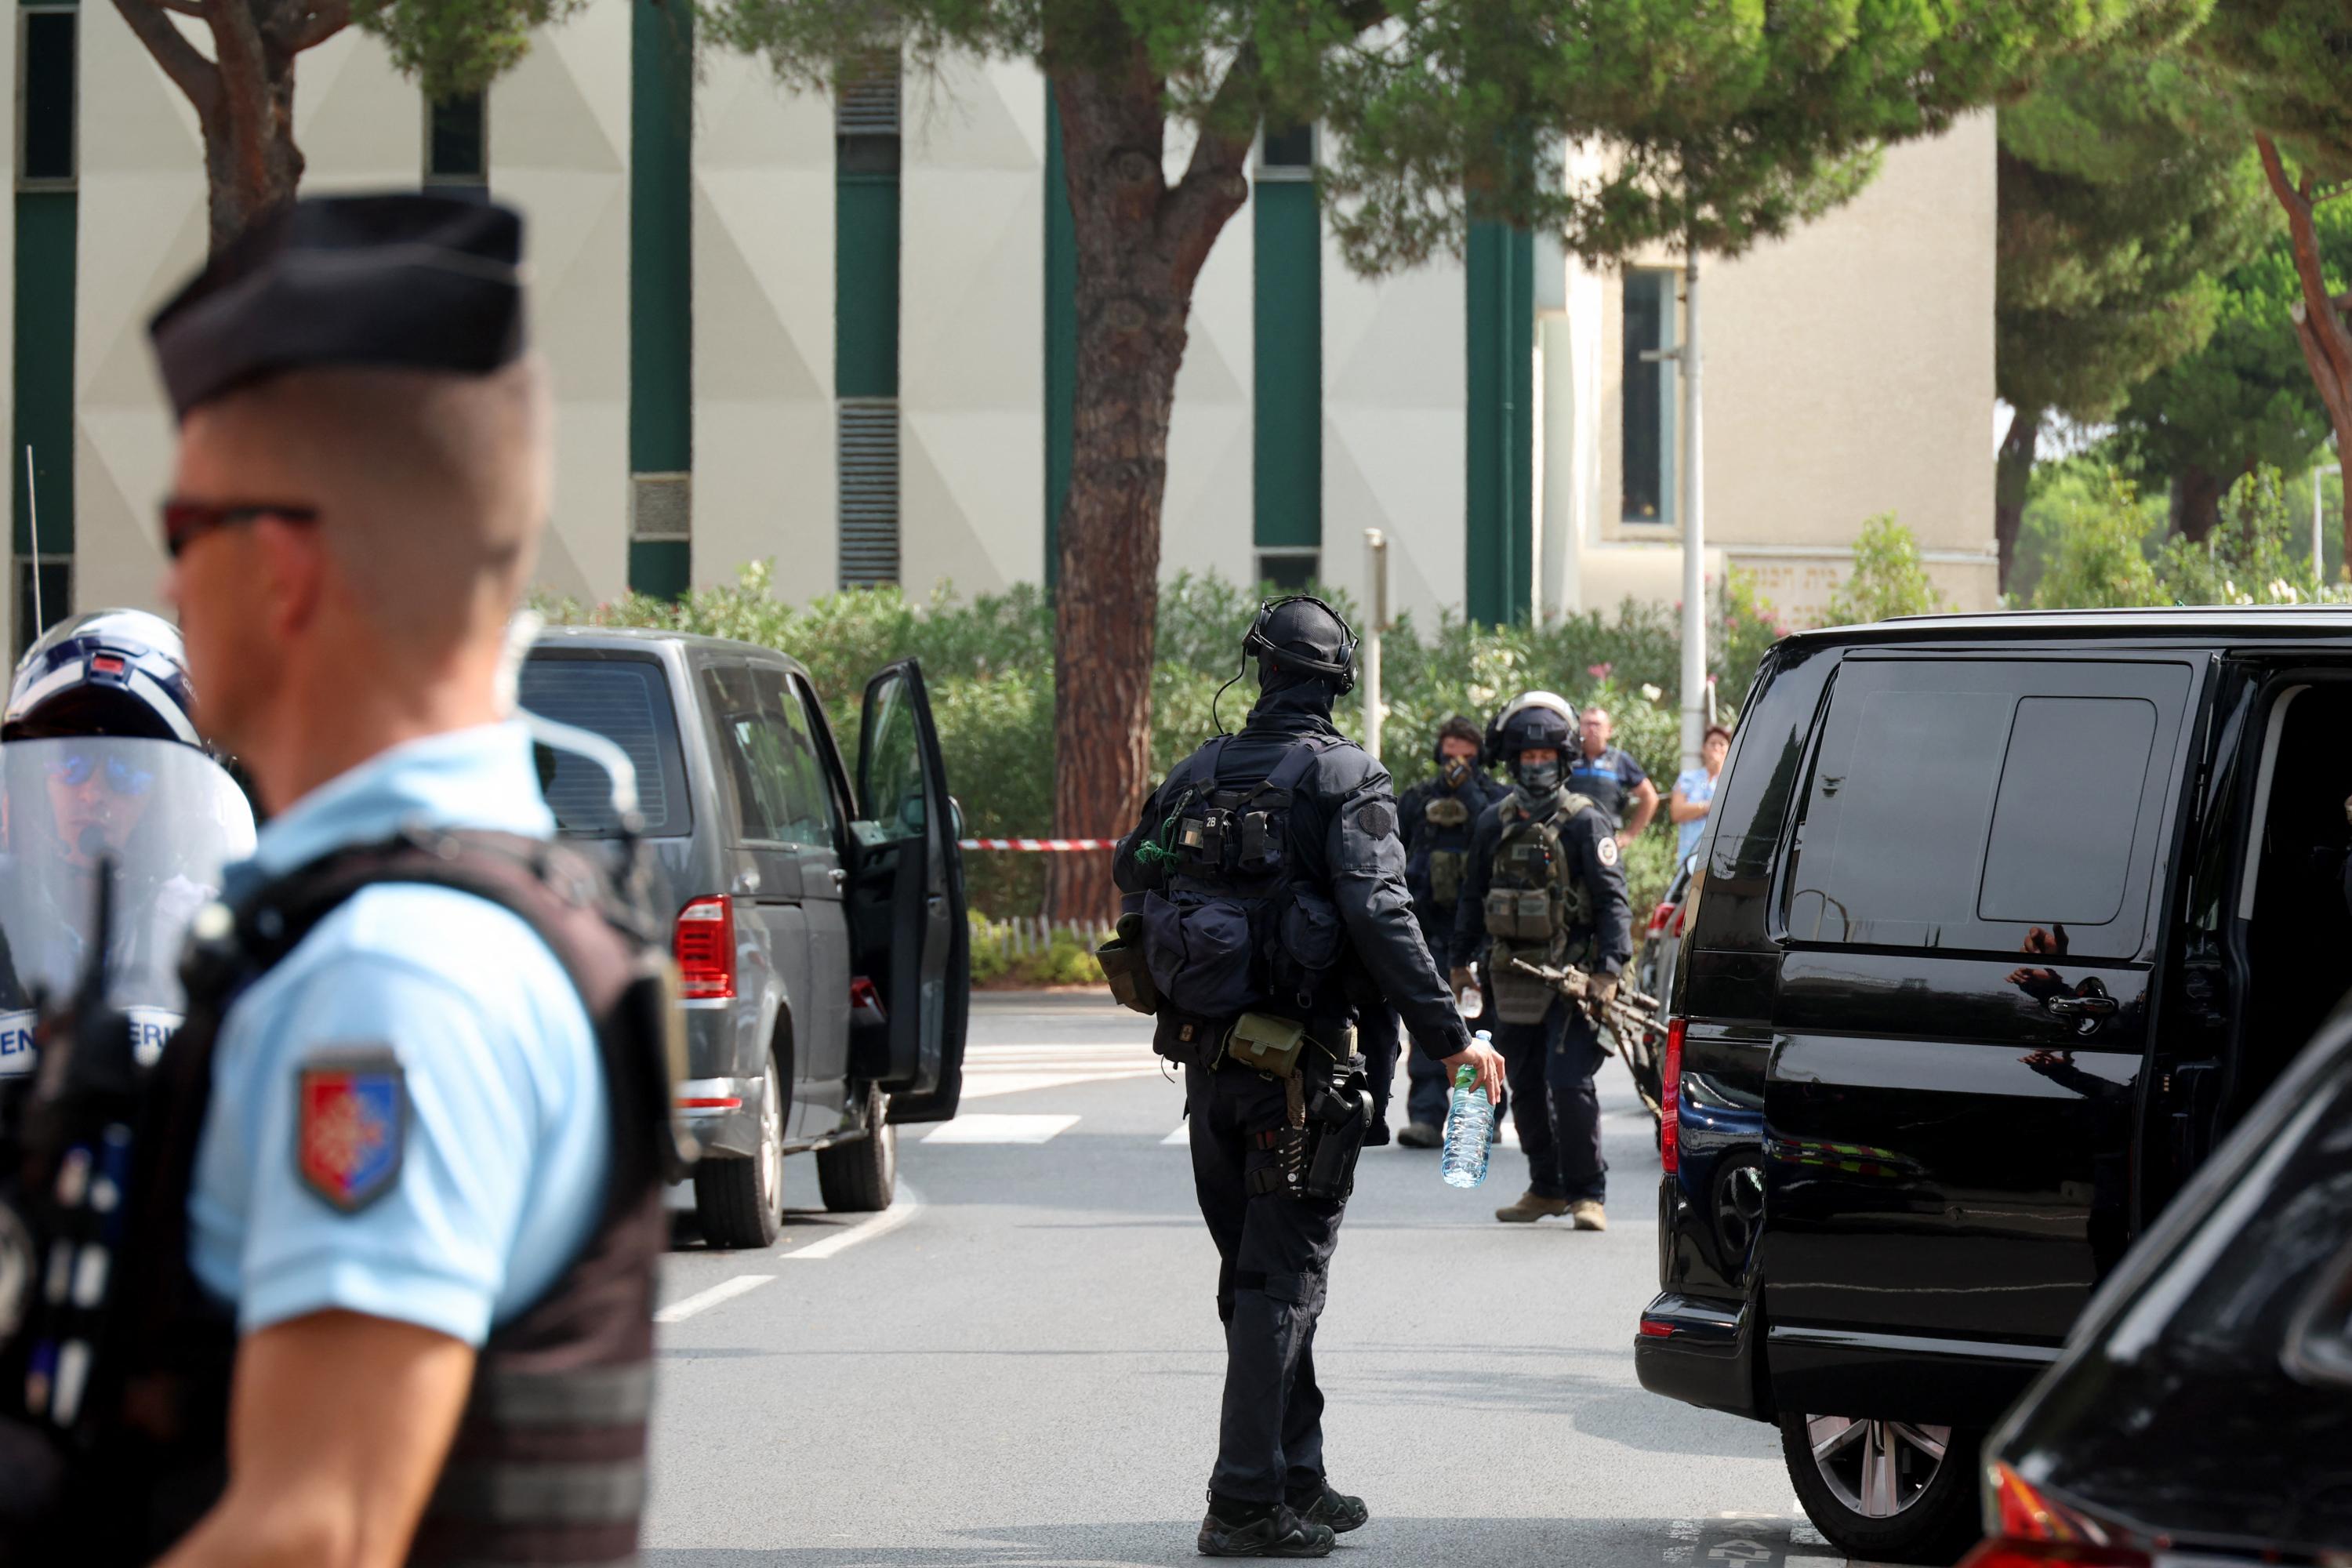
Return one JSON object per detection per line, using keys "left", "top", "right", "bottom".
{"left": 1506, "top": 956, "right": 1668, "bottom": 1120}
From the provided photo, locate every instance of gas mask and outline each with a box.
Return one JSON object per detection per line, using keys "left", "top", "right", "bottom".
{"left": 1512, "top": 756, "right": 1562, "bottom": 800}
{"left": 1439, "top": 755, "right": 1472, "bottom": 790}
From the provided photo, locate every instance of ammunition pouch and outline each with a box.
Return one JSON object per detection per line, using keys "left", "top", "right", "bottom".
{"left": 1097, "top": 912, "right": 1159, "bottom": 1017}
{"left": 1483, "top": 887, "right": 1553, "bottom": 942}
{"left": 1426, "top": 849, "right": 1467, "bottom": 909}
{"left": 1487, "top": 940, "right": 1559, "bottom": 1025}
{"left": 1223, "top": 1011, "right": 1307, "bottom": 1077}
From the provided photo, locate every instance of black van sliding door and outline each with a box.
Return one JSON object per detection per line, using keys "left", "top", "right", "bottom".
{"left": 1761, "top": 655, "right": 2201, "bottom": 1418}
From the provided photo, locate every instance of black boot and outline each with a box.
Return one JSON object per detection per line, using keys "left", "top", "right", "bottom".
{"left": 1287, "top": 1482, "right": 1370, "bottom": 1535}
{"left": 1196, "top": 1494, "right": 1337, "bottom": 1558}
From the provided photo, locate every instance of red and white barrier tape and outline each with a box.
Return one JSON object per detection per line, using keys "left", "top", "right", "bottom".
{"left": 957, "top": 837, "right": 1117, "bottom": 852}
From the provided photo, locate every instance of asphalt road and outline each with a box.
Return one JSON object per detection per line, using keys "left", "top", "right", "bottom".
{"left": 643, "top": 993, "right": 1849, "bottom": 1568}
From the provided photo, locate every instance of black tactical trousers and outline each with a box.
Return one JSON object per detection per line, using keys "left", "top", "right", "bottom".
{"left": 1490, "top": 996, "right": 1608, "bottom": 1203}
{"left": 1184, "top": 1060, "right": 1346, "bottom": 1504}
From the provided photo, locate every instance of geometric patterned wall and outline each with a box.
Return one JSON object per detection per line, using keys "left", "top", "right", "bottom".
{"left": 691, "top": 51, "right": 836, "bottom": 599}
{"left": 1156, "top": 125, "right": 1254, "bottom": 587}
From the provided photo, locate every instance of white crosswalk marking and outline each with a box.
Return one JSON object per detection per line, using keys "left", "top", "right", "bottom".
{"left": 958, "top": 1043, "right": 1164, "bottom": 1101}
{"left": 922, "top": 1113, "right": 1081, "bottom": 1145}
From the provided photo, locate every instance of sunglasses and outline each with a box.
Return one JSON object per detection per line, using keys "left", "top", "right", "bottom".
{"left": 44, "top": 753, "right": 154, "bottom": 797}
{"left": 159, "top": 498, "right": 318, "bottom": 561}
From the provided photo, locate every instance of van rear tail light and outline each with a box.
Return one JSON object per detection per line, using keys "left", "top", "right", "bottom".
{"left": 1958, "top": 1465, "right": 2146, "bottom": 1568}
{"left": 1661, "top": 1017, "right": 1686, "bottom": 1174}
{"left": 1646, "top": 901, "right": 1676, "bottom": 935}
{"left": 675, "top": 897, "right": 736, "bottom": 1000}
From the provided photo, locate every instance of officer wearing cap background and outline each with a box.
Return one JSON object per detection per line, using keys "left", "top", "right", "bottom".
{"left": 34, "top": 194, "right": 673, "bottom": 1567}
{"left": 1113, "top": 596, "right": 1505, "bottom": 1559}
{"left": 1452, "top": 693, "right": 1631, "bottom": 1231}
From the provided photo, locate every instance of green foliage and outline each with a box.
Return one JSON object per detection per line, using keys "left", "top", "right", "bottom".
{"left": 1716, "top": 567, "right": 1792, "bottom": 702}
{"left": 2011, "top": 452, "right": 2172, "bottom": 604}
{"left": 967, "top": 914, "right": 1106, "bottom": 989}
{"left": 2111, "top": 191, "right": 2352, "bottom": 485}
{"left": 699, "top": 0, "right": 2181, "bottom": 274}
{"left": 1998, "top": 51, "right": 2272, "bottom": 425}
{"left": 543, "top": 564, "right": 1747, "bottom": 914}
{"left": 2198, "top": 0, "right": 2352, "bottom": 183}
{"left": 2031, "top": 464, "right": 2352, "bottom": 607}
{"left": 1820, "top": 515, "right": 1947, "bottom": 626}
{"left": 355, "top": 0, "right": 590, "bottom": 96}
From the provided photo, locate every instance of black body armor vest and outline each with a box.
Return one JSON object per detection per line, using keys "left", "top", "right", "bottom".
{"left": 62, "top": 829, "right": 679, "bottom": 1566}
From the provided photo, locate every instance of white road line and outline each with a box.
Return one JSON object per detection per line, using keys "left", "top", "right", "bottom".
{"left": 1161, "top": 1126, "right": 1189, "bottom": 1145}
{"left": 784, "top": 1182, "right": 924, "bottom": 1260}
{"left": 922, "top": 1113, "right": 1080, "bottom": 1145}
{"left": 960, "top": 1068, "right": 1164, "bottom": 1100}
{"left": 655, "top": 1273, "right": 774, "bottom": 1324}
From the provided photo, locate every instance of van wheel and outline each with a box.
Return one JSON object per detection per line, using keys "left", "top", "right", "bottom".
{"left": 1779, "top": 1414, "right": 1980, "bottom": 1565}
{"left": 693, "top": 1048, "right": 786, "bottom": 1249}
{"left": 816, "top": 1082, "right": 896, "bottom": 1213}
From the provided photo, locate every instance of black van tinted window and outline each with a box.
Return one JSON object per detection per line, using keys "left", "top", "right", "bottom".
{"left": 519, "top": 655, "right": 692, "bottom": 837}
{"left": 1784, "top": 659, "right": 2188, "bottom": 956}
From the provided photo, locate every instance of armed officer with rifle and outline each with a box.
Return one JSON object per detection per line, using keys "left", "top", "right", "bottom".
{"left": 0, "top": 194, "right": 680, "bottom": 1567}
{"left": 1450, "top": 692, "right": 1632, "bottom": 1231}
{"left": 1107, "top": 596, "right": 1504, "bottom": 1559}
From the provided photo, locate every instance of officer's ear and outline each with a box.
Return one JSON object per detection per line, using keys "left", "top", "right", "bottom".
{"left": 255, "top": 512, "right": 329, "bottom": 643}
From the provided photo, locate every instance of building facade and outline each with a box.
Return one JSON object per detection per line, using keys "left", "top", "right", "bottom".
{"left": 4, "top": 0, "right": 1997, "bottom": 658}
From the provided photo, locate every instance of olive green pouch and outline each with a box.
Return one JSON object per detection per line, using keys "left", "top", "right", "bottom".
{"left": 1225, "top": 1011, "right": 1307, "bottom": 1077}
{"left": 1097, "top": 911, "right": 1160, "bottom": 1016}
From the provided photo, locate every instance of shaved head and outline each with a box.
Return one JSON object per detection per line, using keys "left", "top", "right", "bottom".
{"left": 184, "top": 359, "right": 550, "bottom": 655}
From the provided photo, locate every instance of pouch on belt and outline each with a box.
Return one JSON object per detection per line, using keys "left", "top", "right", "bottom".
{"left": 1224, "top": 1011, "right": 1306, "bottom": 1077}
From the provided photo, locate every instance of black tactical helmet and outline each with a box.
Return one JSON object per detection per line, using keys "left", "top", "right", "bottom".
{"left": 4, "top": 609, "right": 201, "bottom": 745}
{"left": 1432, "top": 713, "right": 1486, "bottom": 765}
{"left": 1243, "top": 594, "right": 1358, "bottom": 695}
{"left": 1488, "top": 691, "right": 1577, "bottom": 768}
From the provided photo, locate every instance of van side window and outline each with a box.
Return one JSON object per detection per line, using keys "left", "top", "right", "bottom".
{"left": 1784, "top": 659, "right": 2188, "bottom": 957}
{"left": 750, "top": 666, "right": 833, "bottom": 847}
{"left": 705, "top": 664, "right": 789, "bottom": 843}
{"left": 788, "top": 673, "right": 851, "bottom": 845}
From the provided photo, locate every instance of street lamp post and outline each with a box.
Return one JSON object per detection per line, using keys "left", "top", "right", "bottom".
{"left": 1676, "top": 251, "right": 1704, "bottom": 771}
{"left": 1363, "top": 528, "right": 1388, "bottom": 761}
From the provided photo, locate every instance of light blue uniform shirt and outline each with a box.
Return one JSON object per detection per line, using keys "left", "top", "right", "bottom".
{"left": 1674, "top": 765, "right": 1718, "bottom": 862}
{"left": 187, "top": 723, "right": 610, "bottom": 1345}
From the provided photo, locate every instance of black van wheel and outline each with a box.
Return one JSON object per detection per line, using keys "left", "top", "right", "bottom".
{"left": 1778, "top": 1414, "right": 1981, "bottom": 1565}
{"left": 816, "top": 1083, "right": 897, "bottom": 1213}
{"left": 693, "top": 1048, "right": 786, "bottom": 1250}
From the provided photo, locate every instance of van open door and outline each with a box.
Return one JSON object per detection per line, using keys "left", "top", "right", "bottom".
{"left": 848, "top": 659, "right": 969, "bottom": 1123}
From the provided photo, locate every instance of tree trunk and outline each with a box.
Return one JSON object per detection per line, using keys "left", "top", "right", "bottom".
{"left": 2171, "top": 464, "right": 2226, "bottom": 543}
{"left": 1042, "top": 43, "right": 1253, "bottom": 924}
{"left": 2259, "top": 136, "right": 2352, "bottom": 578}
{"left": 1994, "top": 405, "right": 2041, "bottom": 597}
{"left": 112, "top": 0, "right": 332, "bottom": 257}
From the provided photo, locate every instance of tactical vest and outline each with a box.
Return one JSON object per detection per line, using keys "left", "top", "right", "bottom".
{"left": 71, "top": 829, "right": 680, "bottom": 1566}
{"left": 1138, "top": 734, "right": 1347, "bottom": 1029}
{"left": 1483, "top": 790, "right": 1598, "bottom": 1025}
{"left": 1418, "top": 792, "right": 1476, "bottom": 909}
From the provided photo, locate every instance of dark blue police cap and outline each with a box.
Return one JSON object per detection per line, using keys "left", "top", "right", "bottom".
{"left": 147, "top": 193, "right": 526, "bottom": 420}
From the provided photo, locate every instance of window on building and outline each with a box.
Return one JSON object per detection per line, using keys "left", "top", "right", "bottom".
{"left": 1621, "top": 268, "right": 1676, "bottom": 524}
{"left": 1261, "top": 122, "right": 1314, "bottom": 175}
{"left": 839, "top": 401, "right": 899, "bottom": 587}
{"left": 425, "top": 93, "right": 488, "bottom": 188}
{"left": 19, "top": 10, "right": 75, "bottom": 186}
{"left": 1783, "top": 661, "right": 2184, "bottom": 955}
{"left": 1257, "top": 550, "right": 1318, "bottom": 591}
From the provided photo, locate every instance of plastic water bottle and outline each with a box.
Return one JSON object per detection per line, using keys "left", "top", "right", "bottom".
{"left": 1456, "top": 982, "right": 1483, "bottom": 1021}
{"left": 1441, "top": 1048, "right": 1497, "bottom": 1189}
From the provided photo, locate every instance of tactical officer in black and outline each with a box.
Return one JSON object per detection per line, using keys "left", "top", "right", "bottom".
{"left": 1384, "top": 715, "right": 1507, "bottom": 1147}
{"left": 1111, "top": 597, "right": 1504, "bottom": 1559}
{"left": 1450, "top": 693, "right": 1632, "bottom": 1230}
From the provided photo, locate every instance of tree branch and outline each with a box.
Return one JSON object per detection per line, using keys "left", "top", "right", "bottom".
{"left": 203, "top": 0, "right": 273, "bottom": 203}
{"left": 111, "top": 0, "right": 220, "bottom": 111}
{"left": 277, "top": 0, "right": 349, "bottom": 53}
{"left": 1163, "top": 42, "right": 1259, "bottom": 281}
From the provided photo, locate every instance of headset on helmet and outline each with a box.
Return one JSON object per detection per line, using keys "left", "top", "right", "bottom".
{"left": 1242, "top": 594, "right": 1359, "bottom": 697}
{"left": 1486, "top": 690, "right": 1577, "bottom": 768}
{"left": 5, "top": 608, "right": 202, "bottom": 746}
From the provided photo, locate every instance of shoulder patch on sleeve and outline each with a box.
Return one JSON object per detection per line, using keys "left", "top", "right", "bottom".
{"left": 296, "top": 1047, "right": 408, "bottom": 1214}
{"left": 1356, "top": 800, "right": 1397, "bottom": 840}
{"left": 1595, "top": 834, "right": 1620, "bottom": 868}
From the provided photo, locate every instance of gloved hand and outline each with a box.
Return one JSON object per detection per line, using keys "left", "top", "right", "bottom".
{"left": 1588, "top": 971, "right": 1621, "bottom": 1006}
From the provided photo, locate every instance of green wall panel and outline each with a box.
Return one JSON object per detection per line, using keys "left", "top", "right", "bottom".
{"left": 629, "top": 539, "right": 689, "bottom": 601}
{"left": 1253, "top": 180, "right": 1320, "bottom": 552}
{"left": 628, "top": 0, "right": 691, "bottom": 477}
{"left": 837, "top": 178, "right": 900, "bottom": 398}
{"left": 13, "top": 190, "right": 74, "bottom": 561}
{"left": 1044, "top": 84, "right": 1075, "bottom": 590}
{"left": 1465, "top": 220, "right": 1533, "bottom": 626}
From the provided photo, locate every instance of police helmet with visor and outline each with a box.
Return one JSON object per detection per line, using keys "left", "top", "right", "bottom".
{"left": 4, "top": 609, "right": 201, "bottom": 746}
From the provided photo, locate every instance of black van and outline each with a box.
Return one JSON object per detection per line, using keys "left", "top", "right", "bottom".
{"left": 1637, "top": 608, "right": 2352, "bottom": 1561}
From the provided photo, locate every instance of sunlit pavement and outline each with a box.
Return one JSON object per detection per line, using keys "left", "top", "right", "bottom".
{"left": 642, "top": 994, "right": 1875, "bottom": 1567}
